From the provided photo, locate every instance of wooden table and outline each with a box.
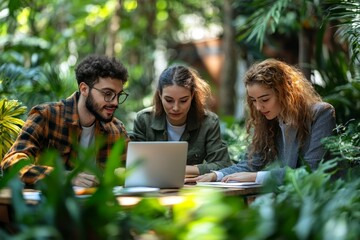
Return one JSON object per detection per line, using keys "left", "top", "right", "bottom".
{"left": 0, "top": 183, "right": 262, "bottom": 224}
{"left": 0, "top": 188, "right": 40, "bottom": 227}
{"left": 116, "top": 184, "right": 261, "bottom": 207}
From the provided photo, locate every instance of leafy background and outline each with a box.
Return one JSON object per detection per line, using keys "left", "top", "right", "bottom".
{"left": 0, "top": 0, "right": 359, "bottom": 239}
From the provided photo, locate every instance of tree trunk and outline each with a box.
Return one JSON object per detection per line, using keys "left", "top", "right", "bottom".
{"left": 138, "top": 0, "right": 156, "bottom": 89}
{"left": 106, "top": 0, "right": 122, "bottom": 57}
{"left": 298, "top": 27, "right": 312, "bottom": 80}
{"left": 219, "top": 0, "right": 237, "bottom": 116}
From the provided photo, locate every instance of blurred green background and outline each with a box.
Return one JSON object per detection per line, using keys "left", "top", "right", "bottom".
{"left": 0, "top": 0, "right": 359, "bottom": 129}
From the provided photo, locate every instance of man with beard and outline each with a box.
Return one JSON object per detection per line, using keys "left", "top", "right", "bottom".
{"left": 1, "top": 55, "right": 129, "bottom": 187}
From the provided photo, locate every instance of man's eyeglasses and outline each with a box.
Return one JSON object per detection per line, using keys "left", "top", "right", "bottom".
{"left": 91, "top": 86, "right": 129, "bottom": 104}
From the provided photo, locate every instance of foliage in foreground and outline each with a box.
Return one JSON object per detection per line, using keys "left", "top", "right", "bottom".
{"left": 151, "top": 161, "right": 360, "bottom": 240}
{"left": 1, "top": 157, "right": 359, "bottom": 240}
{"left": 322, "top": 120, "right": 360, "bottom": 167}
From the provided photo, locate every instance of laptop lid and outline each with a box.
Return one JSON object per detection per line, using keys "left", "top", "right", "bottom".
{"left": 124, "top": 141, "right": 188, "bottom": 189}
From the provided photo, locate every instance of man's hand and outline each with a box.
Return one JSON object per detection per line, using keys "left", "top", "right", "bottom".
{"left": 72, "top": 172, "right": 99, "bottom": 188}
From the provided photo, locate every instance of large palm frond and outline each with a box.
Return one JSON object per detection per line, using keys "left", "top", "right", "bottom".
{"left": 326, "top": 0, "right": 360, "bottom": 65}
{"left": 235, "top": 0, "right": 292, "bottom": 49}
{"left": 0, "top": 99, "right": 26, "bottom": 159}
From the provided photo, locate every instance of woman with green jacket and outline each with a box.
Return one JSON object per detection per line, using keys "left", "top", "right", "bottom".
{"left": 130, "top": 65, "right": 232, "bottom": 176}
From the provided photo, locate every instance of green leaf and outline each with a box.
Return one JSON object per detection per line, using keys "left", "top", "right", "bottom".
{"left": 102, "top": 138, "right": 126, "bottom": 187}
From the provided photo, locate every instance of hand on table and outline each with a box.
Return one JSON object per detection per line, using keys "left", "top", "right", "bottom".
{"left": 184, "top": 172, "right": 217, "bottom": 184}
{"left": 72, "top": 172, "right": 99, "bottom": 188}
{"left": 222, "top": 172, "right": 257, "bottom": 183}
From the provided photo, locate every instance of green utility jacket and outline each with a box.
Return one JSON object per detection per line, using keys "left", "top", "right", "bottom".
{"left": 130, "top": 107, "right": 232, "bottom": 174}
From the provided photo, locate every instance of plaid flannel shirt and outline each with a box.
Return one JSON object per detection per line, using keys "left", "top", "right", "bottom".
{"left": 1, "top": 92, "right": 129, "bottom": 185}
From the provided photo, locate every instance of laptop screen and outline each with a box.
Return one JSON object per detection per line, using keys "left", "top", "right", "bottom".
{"left": 124, "top": 141, "right": 188, "bottom": 189}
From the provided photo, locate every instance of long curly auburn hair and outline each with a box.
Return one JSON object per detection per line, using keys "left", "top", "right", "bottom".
{"left": 245, "top": 59, "right": 322, "bottom": 164}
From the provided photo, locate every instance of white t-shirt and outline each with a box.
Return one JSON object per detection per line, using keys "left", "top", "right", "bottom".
{"left": 80, "top": 124, "right": 95, "bottom": 148}
{"left": 166, "top": 120, "right": 186, "bottom": 141}
{"left": 79, "top": 123, "right": 96, "bottom": 167}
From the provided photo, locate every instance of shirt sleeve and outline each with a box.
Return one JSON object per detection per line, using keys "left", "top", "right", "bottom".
{"left": 302, "top": 103, "right": 336, "bottom": 170}
{"left": 1, "top": 107, "right": 53, "bottom": 185}
{"left": 218, "top": 151, "right": 265, "bottom": 176}
{"left": 255, "top": 171, "right": 268, "bottom": 184}
{"left": 213, "top": 171, "right": 224, "bottom": 181}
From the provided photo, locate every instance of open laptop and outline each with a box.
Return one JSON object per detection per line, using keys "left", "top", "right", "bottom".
{"left": 124, "top": 141, "right": 188, "bottom": 189}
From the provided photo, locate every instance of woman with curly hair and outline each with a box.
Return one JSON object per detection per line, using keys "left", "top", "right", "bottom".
{"left": 131, "top": 65, "right": 231, "bottom": 176}
{"left": 188, "top": 59, "right": 336, "bottom": 184}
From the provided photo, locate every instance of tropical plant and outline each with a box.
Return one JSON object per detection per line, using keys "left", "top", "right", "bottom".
{"left": 314, "top": 1, "right": 360, "bottom": 123}
{"left": 0, "top": 62, "right": 77, "bottom": 112}
{"left": 326, "top": 0, "right": 360, "bottom": 64}
{"left": 322, "top": 120, "right": 360, "bottom": 169}
{"left": 0, "top": 98, "right": 26, "bottom": 159}
{"left": 221, "top": 117, "right": 249, "bottom": 163}
{"left": 251, "top": 161, "right": 360, "bottom": 240}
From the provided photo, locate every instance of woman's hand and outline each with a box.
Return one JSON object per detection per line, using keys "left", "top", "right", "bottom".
{"left": 184, "top": 172, "right": 216, "bottom": 184}
{"left": 222, "top": 172, "right": 257, "bottom": 183}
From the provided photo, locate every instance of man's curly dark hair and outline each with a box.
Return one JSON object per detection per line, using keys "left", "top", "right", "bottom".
{"left": 75, "top": 55, "right": 128, "bottom": 87}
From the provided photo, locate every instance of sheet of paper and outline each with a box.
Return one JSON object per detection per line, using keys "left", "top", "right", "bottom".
{"left": 196, "top": 182, "right": 262, "bottom": 188}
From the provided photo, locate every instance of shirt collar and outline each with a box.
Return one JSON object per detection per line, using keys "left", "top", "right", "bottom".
{"left": 150, "top": 110, "right": 203, "bottom": 132}
{"left": 63, "top": 92, "right": 80, "bottom": 126}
